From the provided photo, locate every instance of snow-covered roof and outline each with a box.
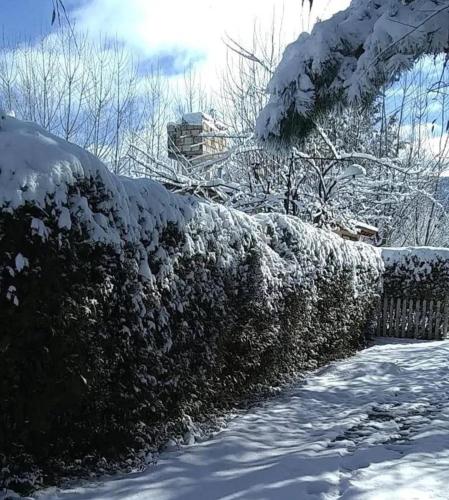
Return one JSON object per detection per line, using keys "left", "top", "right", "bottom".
{"left": 336, "top": 220, "right": 378, "bottom": 239}
{"left": 354, "top": 221, "right": 378, "bottom": 234}
{"left": 256, "top": 0, "right": 449, "bottom": 145}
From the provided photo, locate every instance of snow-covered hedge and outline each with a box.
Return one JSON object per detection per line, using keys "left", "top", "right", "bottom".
{"left": 382, "top": 247, "right": 449, "bottom": 300}
{"left": 0, "top": 115, "right": 382, "bottom": 492}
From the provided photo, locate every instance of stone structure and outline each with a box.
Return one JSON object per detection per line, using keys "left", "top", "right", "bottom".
{"left": 167, "top": 112, "right": 227, "bottom": 163}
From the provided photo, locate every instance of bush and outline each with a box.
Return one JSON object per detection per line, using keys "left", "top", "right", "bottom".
{"left": 0, "top": 116, "right": 382, "bottom": 491}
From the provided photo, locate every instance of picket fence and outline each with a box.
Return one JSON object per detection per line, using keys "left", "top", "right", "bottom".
{"left": 377, "top": 296, "right": 449, "bottom": 340}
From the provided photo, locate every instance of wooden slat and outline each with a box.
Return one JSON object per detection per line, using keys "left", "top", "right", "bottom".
{"left": 443, "top": 297, "right": 449, "bottom": 340}
{"left": 395, "top": 298, "right": 402, "bottom": 337}
{"left": 382, "top": 296, "right": 388, "bottom": 337}
{"left": 376, "top": 298, "right": 382, "bottom": 337}
{"left": 408, "top": 298, "right": 414, "bottom": 339}
{"left": 434, "top": 300, "right": 442, "bottom": 340}
{"left": 428, "top": 300, "right": 434, "bottom": 340}
{"left": 388, "top": 297, "right": 394, "bottom": 337}
{"left": 401, "top": 299, "right": 408, "bottom": 338}
{"left": 414, "top": 299, "right": 421, "bottom": 339}
{"left": 408, "top": 298, "right": 414, "bottom": 338}
{"left": 421, "top": 300, "right": 427, "bottom": 340}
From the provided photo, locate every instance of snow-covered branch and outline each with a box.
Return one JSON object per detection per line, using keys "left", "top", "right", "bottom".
{"left": 256, "top": 0, "right": 449, "bottom": 144}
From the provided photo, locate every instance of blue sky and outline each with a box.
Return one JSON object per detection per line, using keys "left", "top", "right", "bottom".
{"left": 0, "top": 0, "right": 350, "bottom": 79}
{"left": 1, "top": 0, "right": 54, "bottom": 43}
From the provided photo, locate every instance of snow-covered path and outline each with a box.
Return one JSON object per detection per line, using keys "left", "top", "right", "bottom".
{"left": 37, "top": 339, "right": 449, "bottom": 500}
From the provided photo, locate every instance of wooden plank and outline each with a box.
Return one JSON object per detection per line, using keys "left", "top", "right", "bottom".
{"left": 414, "top": 299, "right": 421, "bottom": 339}
{"left": 376, "top": 297, "right": 382, "bottom": 337}
{"left": 408, "top": 298, "right": 414, "bottom": 338}
{"left": 443, "top": 297, "right": 449, "bottom": 340}
{"left": 388, "top": 297, "right": 394, "bottom": 337}
{"left": 376, "top": 301, "right": 381, "bottom": 337}
{"left": 401, "top": 299, "right": 408, "bottom": 338}
{"left": 408, "top": 298, "right": 414, "bottom": 339}
{"left": 428, "top": 300, "right": 434, "bottom": 340}
{"left": 395, "top": 297, "right": 402, "bottom": 337}
{"left": 434, "top": 300, "right": 442, "bottom": 340}
{"left": 382, "top": 296, "right": 388, "bottom": 337}
{"left": 420, "top": 299, "right": 427, "bottom": 340}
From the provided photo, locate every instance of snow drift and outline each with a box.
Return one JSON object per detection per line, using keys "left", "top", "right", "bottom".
{"left": 0, "top": 114, "right": 382, "bottom": 492}
{"left": 256, "top": 0, "right": 449, "bottom": 144}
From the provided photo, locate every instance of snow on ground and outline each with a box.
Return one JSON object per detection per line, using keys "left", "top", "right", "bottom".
{"left": 31, "top": 338, "right": 449, "bottom": 500}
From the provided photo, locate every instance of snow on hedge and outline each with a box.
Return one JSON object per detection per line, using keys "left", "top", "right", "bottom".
{"left": 256, "top": 0, "right": 449, "bottom": 144}
{"left": 0, "top": 110, "right": 190, "bottom": 252}
{"left": 382, "top": 246, "right": 449, "bottom": 265}
{"left": 0, "top": 112, "right": 380, "bottom": 296}
{"left": 0, "top": 114, "right": 382, "bottom": 492}
{"left": 382, "top": 246, "right": 449, "bottom": 299}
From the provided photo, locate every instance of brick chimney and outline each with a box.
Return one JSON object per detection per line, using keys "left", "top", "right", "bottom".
{"left": 167, "top": 112, "right": 227, "bottom": 163}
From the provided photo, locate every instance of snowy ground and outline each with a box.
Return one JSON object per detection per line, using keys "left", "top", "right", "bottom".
{"left": 32, "top": 338, "right": 449, "bottom": 500}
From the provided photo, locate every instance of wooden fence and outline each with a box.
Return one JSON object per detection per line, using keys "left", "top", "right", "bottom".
{"left": 377, "top": 296, "right": 449, "bottom": 340}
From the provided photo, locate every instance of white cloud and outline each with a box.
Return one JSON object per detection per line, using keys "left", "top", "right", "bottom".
{"left": 71, "top": 0, "right": 351, "bottom": 87}
{"left": 400, "top": 122, "right": 449, "bottom": 174}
